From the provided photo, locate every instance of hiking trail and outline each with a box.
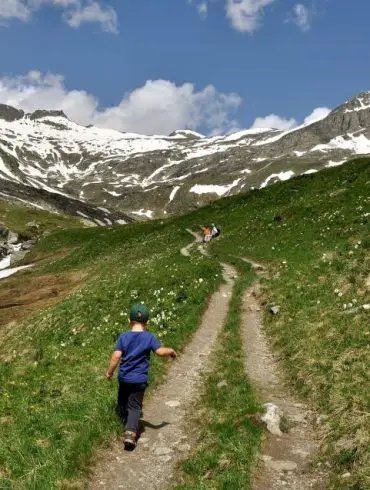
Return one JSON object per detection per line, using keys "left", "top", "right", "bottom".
{"left": 180, "top": 228, "right": 207, "bottom": 256}
{"left": 89, "top": 249, "right": 236, "bottom": 488}
{"left": 241, "top": 268, "right": 325, "bottom": 489}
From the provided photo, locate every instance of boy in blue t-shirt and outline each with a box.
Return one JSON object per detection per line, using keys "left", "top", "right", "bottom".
{"left": 106, "top": 303, "right": 177, "bottom": 449}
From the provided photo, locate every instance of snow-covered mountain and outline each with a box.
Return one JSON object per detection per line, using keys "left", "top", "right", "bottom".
{"left": 1, "top": 92, "right": 370, "bottom": 220}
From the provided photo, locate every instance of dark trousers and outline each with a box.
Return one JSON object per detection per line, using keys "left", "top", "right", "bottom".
{"left": 117, "top": 382, "right": 146, "bottom": 433}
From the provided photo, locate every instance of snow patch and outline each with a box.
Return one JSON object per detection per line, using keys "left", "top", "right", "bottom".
{"left": 325, "top": 160, "right": 347, "bottom": 168}
{"left": 190, "top": 179, "right": 241, "bottom": 197}
{"left": 131, "top": 209, "right": 154, "bottom": 219}
{"left": 260, "top": 171, "right": 295, "bottom": 189}
{"left": 304, "top": 169, "right": 318, "bottom": 174}
{"left": 0, "top": 263, "right": 34, "bottom": 279}
{"left": 0, "top": 256, "right": 11, "bottom": 270}
{"left": 169, "top": 186, "right": 180, "bottom": 202}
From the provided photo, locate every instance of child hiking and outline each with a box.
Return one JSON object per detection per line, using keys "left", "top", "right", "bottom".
{"left": 106, "top": 303, "right": 177, "bottom": 449}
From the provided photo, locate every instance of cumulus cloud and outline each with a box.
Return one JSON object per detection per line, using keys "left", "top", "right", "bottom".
{"left": 64, "top": 1, "right": 118, "bottom": 33}
{"left": 288, "top": 3, "right": 313, "bottom": 32}
{"left": 197, "top": 2, "right": 208, "bottom": 18}
{"left": 252, "top": 114, "right": 297, "bottom": 130}
{"left": 0, "top": 71, "right": 242, "bottom": 135}
{"left": 0, "top": 0, "right": 118, "bottom": 32}
{"left": 226, "top": 0, "right": 276, "bottom": 33}
{"left": 0, "top": 0, "right": 32, "bottom": 21}
{"left": 252, "top": 106, "right": 331, "bottom": 131}
{"left": 303, "top": 106, "right": 331, "bottom": 125}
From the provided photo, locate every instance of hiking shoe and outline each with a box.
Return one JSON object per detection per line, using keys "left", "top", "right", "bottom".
{"left": 123, "top": 431, "right": 137, "bottom": 449}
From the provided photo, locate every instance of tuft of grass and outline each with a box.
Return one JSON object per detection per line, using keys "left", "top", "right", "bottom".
{"left": 173, "top": 260, "right": 262, "bottom": 489}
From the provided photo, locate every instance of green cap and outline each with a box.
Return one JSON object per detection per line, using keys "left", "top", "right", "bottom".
{"left": 130, "top": 303, "right": 149, "bottom": 323}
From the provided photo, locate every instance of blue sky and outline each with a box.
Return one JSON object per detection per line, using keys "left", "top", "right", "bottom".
{"left": 0, "top": 0, "right": 369, "bottom": 135}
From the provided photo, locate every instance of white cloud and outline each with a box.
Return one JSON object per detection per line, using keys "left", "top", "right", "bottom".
{"left": 0, "top": 71, "right": 242, "bottom": 136}
{"left": 226, "top": 0, "right": 276, "bottom": 33}
{"left": 65, "top": 1, "right": 118, "bottom": 33}
{"left": 304, "top": 107, "right": 331, "bottom": 125}
{"left": 197, "top": 2, "right": 208, "bottom": 18}
{"left": 0, "top": 0, "right": 32, "bottom": 21}
{"left": 252, "top": 114, "right": 297, "bottom": 130}
{"left": 251, "top": 106, "right": 331, "bottom": 131}
{"left": 0, "top": 0, "right": 118, "bottom": 32}
{"left": 289, "top": 3, "right": 312, "bottom": 32}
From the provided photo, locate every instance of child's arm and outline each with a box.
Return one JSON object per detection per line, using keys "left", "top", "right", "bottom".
{"left": 106, "top": 350, "right": 122, "bottom": 379}
{"left": 155, "top": 347, "right": 177, "bottom": 358}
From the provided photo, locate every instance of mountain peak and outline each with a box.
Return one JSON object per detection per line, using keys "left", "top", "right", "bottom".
{"left": 28, "top": 109, "right": 69, "bottom": 121}
{"left": 168, "top": 129, "right": 205, "bottom": 139}
{"left": 0, "top": 104, "right": 25, "bottom": 122}
{"left": 341, "top": 91, "right": 370, "bottom": 113}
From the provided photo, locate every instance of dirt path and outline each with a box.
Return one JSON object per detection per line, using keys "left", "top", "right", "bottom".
{"left": 180, "top": 229, "right": 207, "bottom": 256}
{"left": 89, "top": 263, "right": 236, "bottom": 490}
{"left": 241, "top": 278, "right": 324, "bottom": 489}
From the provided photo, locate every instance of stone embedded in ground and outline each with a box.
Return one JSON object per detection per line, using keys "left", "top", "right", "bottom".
{"left": 176, "top": 443, "right": 191, "bottom": 453}
{"left": 270, "top": 305, "right": 280, "bottom": 315}
{"left": 153, "top": 446, "right": 173, "bottom": 456}
{"left": 165, "top": 400, "right": 180, "bottom": 407}
{"left": 261, "top": 402, "right": 283, "bottom": 436}
{"left": 217, "top": 380, "right": 228, "bottom": 388}
{"left": 159, "top": 455, "right": 172, "bottom": 463}
{"left": 264, "top": 459, "right": 298, "bottom": 472}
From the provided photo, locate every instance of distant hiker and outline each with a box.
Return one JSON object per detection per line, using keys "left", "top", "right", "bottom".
{"left": 211, "top": 223, "right": 221, "bottom": 238}
{"left": 201, "top": 226, "right": 212, "bottom": 244}
{"left": 106, "top": 303, "right": 177, "bottom": 449}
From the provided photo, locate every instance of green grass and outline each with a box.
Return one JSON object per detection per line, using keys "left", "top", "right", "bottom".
{"left": 0, "top": 158, "right": 369, "bottom": 489}
{"left": 0, "top": 224, "right": 221, "bottom": 489}
{"left": 173, "top": 260, "right": 262, "bottom": 490}
{"left": 0, "top": 199, "right": 82, "bottom": 239}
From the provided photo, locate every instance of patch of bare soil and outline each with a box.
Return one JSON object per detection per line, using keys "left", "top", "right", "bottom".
{"left": 89, "top": 264, "right": 236, "bottom": 490}
{"left": 0, "top": 269, "right": 88, "bottom": 336}
{"left": 241, "top": 283, "right": 326, "bottom": 489}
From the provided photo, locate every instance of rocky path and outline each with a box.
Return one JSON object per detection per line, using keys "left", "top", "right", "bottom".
{"left": 241, "top": 275, "right": 324, "bottom": 489}
{"left": 89, "top": 260, "right": 236, "bottom": 489}
{"left": 180, "top": 229, "right": 207, "bottom": 256}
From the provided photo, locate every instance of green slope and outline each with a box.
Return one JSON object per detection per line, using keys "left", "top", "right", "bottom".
{"left": 0, "top": 158, "right": 369, "bottom": 489}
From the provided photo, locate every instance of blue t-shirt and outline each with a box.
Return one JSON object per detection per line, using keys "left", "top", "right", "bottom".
{"left": 115, "top": 331, "right": 161, "bottom": 384}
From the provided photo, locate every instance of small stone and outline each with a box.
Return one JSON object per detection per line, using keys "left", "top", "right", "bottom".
{"left": 265, "top": 460, "right": 298, "bottom": 472}
{"left": 342, "top": 472, "right": 351, "bottom": 479}
{"left": 165, "top": 400, "right": 180, "bottom": 408}
{"left": 270, "top": 305, "right": 280, "bottom": 315}
{"left": 261, "top": 403, "right": 283, "bottom": 436}
{"left": 262, "top": 455, "right": 272, "bottom": 462}
{"left": 176, "top": 443, "right": 191, "bottom": 452}
{"left": 153, "top": 446, "right": 173, "bottom": 456}
{"left": 159, "top": 455, "right": 172, "bottom": 463}
{"left": 217, "top": 380, "right": 228, "bottom": 388}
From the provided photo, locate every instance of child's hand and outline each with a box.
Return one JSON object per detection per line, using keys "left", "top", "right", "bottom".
{"left": 106, "top": 372, "right": 113, "bottom": 380}
{"left": 170, "top": 349, "right": 177, "bottom": 358}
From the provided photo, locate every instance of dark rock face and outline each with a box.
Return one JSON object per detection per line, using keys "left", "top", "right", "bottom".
{"left": 0, "top": 91, "right": 369, "bottom": 220}
{"left": 0, "top": 104, "right": 24, "bottom": 122}
{"left": 29, "top": 110, "right": 68, "bottom": 120}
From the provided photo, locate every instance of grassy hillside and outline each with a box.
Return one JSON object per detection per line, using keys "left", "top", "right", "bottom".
{"left": 0, "top": 158, "right": 369, "bottom": 489}
{"left": 0, "top": 198, "right": 82, "bottom": 238}
{"left": 186, "top": 157, "right": 370, "bottom": 489}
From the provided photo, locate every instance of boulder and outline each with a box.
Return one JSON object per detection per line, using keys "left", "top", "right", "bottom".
{"left": 21, "top": 240, "right": 36, "bottom": 250}
{"left": 10, "top": 251, "right": 28, "bottom": 265}
{"left": 7, "top": 231, "right": 19, "bottom": 245}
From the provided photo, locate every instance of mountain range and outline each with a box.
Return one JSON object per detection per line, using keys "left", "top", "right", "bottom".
{"left": 1, "top": 91, "right": 370, "bottom": 223}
